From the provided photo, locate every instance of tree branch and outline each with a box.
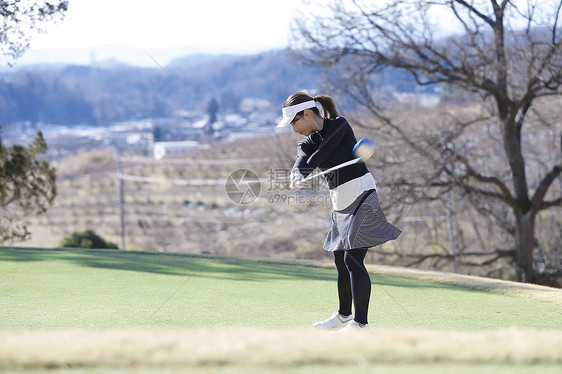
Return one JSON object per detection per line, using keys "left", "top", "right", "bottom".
{"left": 452, "top": 0, "right": 496, "bottom": 27}
{"left": 541, "top": 196, "right": 562, "bottom": 210}
{"left": 533, "top": 161, "right": 562, "bottom": 211}
{"left": 372, "top": 247, "right": 515, "bottom": 268}
{"left": 445, "top": 153, "right": 518, "bottom": 209}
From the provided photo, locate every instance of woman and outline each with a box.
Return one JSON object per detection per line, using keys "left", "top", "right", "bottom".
{"left": 277, "top": 92, "right": 401, "bottom": 331}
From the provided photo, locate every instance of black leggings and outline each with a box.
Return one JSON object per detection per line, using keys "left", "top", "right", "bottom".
{"left": 334, "top": 248, "right": 371, "bottom": 325}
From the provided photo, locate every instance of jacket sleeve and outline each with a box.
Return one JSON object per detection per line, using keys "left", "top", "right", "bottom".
{"left": 291, "top": 118, "right": 350, "bottom": 177}
{"left": 292, "top": 139, "right": 316, "bottom": 178}
{"left": 306, "top": 118, "right": 350, "bottom": 168}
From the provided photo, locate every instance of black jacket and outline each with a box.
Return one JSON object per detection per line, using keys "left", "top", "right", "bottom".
{"left": 293, "top": 117, "right": 369, "bottom": 189}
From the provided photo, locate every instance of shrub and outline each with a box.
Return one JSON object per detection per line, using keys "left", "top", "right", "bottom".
{"left": 60, "top": 229, "right": 119, "bottom": 249}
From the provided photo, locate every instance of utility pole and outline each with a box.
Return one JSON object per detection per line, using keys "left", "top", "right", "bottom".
{"left": 445, "top": 194, "right": 457, "bottom": 273}
{"left": 118, "top": 154, "right": 126, "bottom": 250}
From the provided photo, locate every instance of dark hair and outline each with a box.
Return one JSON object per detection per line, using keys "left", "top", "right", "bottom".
{"left": 283, "top": 92, "right": 339, "bottom": 120}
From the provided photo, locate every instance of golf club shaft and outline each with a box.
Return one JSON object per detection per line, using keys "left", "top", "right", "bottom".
{"left": 303, "top": 157, "right": 362, "bottom": 182}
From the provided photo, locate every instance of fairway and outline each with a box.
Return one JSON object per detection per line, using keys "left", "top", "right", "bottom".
{"left": 1, "top": 247, "right": 560, "bottom": 331}
{"left": 1, "top": 246, "right": 561, "bottom": 373}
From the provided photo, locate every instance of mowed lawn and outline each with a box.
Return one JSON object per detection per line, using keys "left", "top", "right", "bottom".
{"left": 1, "top": 247, "right": 561, "bottom": 373}
{"left": 1, "top": 246, "right": 560, "bottom": 331}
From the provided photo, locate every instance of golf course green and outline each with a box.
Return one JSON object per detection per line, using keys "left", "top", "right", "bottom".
{"left": 1, "top": 246, "right": 561, "bottom": 373}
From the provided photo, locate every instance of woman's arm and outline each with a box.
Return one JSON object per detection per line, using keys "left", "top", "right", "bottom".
{"left": 306, "top": 118, "right": 350, "bottom": 167}
{"left": 292, "top": 140, "right": 316, "bottom": 178}
{"left": 293, "top": 118, "right": 351, "bottom": 175}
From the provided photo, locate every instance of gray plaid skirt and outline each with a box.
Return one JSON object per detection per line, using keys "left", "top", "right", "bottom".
{"left": 323, "top": 189, "right": 401, "bottom": 252}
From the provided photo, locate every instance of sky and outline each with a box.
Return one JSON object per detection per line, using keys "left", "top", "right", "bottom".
{"left": 19, "top": 0, "right": 306, "bottom": 66}
{"left": 12, "top": 0, "right": 538, "bottom": 67}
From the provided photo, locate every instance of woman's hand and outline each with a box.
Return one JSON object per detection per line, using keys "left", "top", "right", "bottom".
{"left": 290, "top": 168, "right": 304, "bottom": 190}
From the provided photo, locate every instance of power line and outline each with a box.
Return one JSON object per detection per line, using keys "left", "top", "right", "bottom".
{"left": 107, "top": 172, "right": 262, "bottom": 186}
{"left": 115, "top": 156, "right": 279, "bottom": 165}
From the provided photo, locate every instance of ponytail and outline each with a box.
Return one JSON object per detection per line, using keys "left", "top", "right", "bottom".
{"left": 313, "top": 95, "right": 339, "bottom": 119}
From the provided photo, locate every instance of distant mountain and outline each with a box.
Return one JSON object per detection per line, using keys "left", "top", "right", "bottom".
{"left": 14, "top": 45, "right": 202, "bottom": 67}
{"left": 0, "top": 49, "right": 323, "bottom": 125}
{"left": 166, "top": 54, "right": 241, "bottom": 70}
{"left": 165, "top": 49, "right": 326, "bottom": 112}
{"left": 0, "top": 48, "right": 425, "bottom": 126}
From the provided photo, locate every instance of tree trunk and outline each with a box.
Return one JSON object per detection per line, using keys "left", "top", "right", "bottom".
{"left": 515, "top": 211, "right": 537, "bottom": 283}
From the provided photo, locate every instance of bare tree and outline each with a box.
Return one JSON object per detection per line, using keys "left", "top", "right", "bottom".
{"left": 1, "top": 1, "right": 68, "bottom": 65}
{"left": 293, "top": 0, "right": 562, "bottom": 283}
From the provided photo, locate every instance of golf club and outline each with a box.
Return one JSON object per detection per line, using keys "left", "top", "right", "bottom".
{"left": 302, "top": 137, "right": 376, "bottom": 182}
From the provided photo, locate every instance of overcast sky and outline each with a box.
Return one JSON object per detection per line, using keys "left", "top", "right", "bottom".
{"left": 20, "top": 0, "right": 308, "bottom": 66}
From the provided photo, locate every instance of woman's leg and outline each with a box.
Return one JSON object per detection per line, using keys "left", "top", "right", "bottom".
{"left": 334, "top": 250, "right": 352, "bottom": 317}
{"left": 343, "top": 248, "right": 371, "bottom": 325}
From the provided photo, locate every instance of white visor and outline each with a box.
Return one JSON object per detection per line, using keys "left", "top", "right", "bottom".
{"left": 276, "top": 100, "right": 323, "bottom": 129}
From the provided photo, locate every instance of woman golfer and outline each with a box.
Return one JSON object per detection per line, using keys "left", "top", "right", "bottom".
{"left": 277, "top": 92, "right": 401, "bottom": 331}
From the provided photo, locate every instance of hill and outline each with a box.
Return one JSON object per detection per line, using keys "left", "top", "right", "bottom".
{"left": 0, "top": 49, "right": 322, "bottom": 124}
{"left": 0, "top": 49, "right": 427, "bottom": 125}
{"left": 16, "top": 133, "right": 339, "bottom": 259}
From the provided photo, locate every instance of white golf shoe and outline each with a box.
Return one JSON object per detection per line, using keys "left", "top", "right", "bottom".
{"left": 337, "top": 319, "right": 370, "bottom": 332}
{"left": 314, "top": 312, "right": 353, "bottom": 329}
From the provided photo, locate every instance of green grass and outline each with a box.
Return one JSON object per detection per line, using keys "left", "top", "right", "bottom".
{"left": 1, "top": 246, "right": 560, "bottom": 331}
{"left": 1, "top": 247, "right": 561, "bottom": 373}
